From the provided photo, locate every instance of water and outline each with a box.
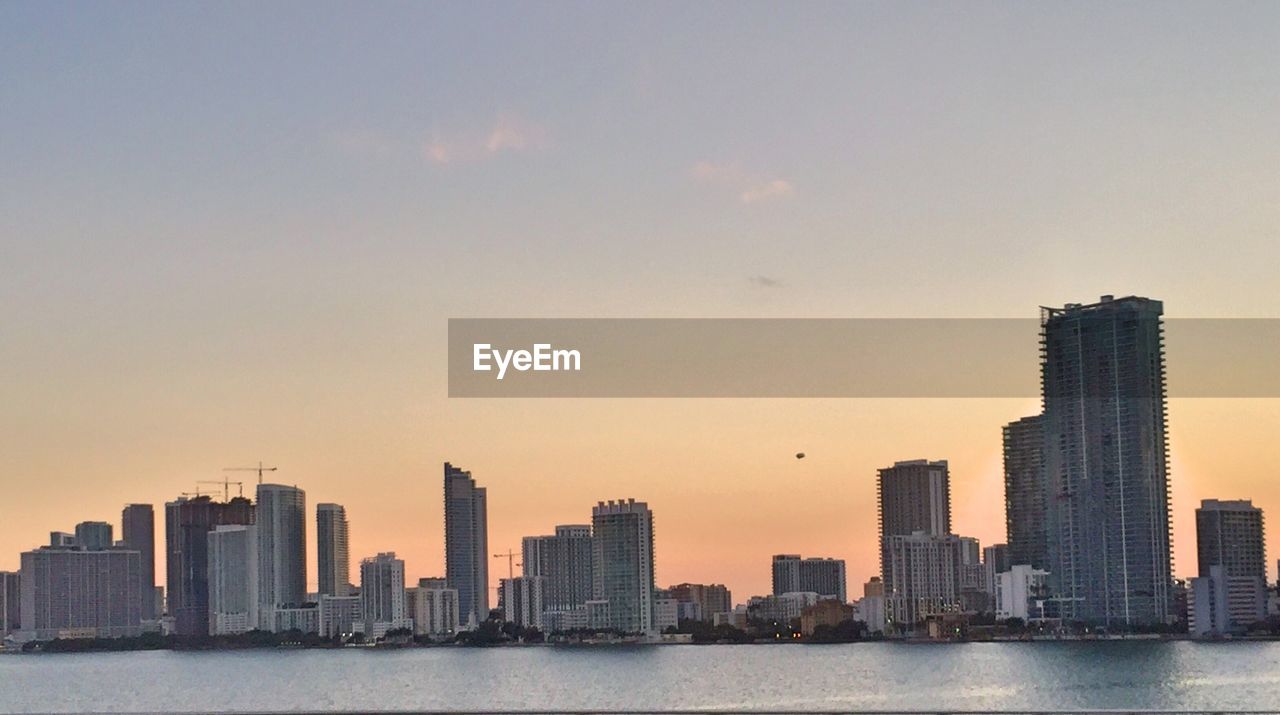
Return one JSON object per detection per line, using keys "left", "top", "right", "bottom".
{"left": 3, "top": 641, "right": 1280, "bottom": 713}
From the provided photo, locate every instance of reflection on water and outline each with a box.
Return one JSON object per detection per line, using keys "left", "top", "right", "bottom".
{"left": 2, "top": 641, "right": 1280, "bottom": 713}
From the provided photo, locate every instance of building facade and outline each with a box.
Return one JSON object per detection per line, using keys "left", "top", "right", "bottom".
{"left": 996, "top": 564, "right": 1050, "bottom": 621}
{"left": 592, "top": 499, "right": 655, "bottom": 634}
{"left": 669, "top": 582, "right": 733, "bottom": 622}
{"left": 19, "top": 545, "right": 142, "bottom": 640}
{"left": 256, "top": 484, "right": 307, "bottom": 630}
{"left": 1193, "top": 499, "right": 1267, "bottom": 633}
{"left": 1003, "top": 414, "right": 1048, "bottom": 570}
{"left": 74, "top": 521, "right": 113, "bottom": 551}
{"left": 165, "top": 495, "right": 255, "bottom": 636}
{"left": 407, "top": 577, "right": 460, "bottom": 639}
{"left": 1, "top": 571, "right": 20, "bottom": 638}
{"left": 877, "top": 459, "right": 951, "bottom": 584}
{"left": 982, "top": 544, "right": 1010, "bottom": 611}
{"left": 499, "top": 575, "right": 545, "bottom": 630}
{"left": 771, "top": 555, "right": 847, "bottom": 602}
{"left": 316, "top": 503, "right": 351, "bottom": 597}
{"left": 1041, "top": 295, "right": 1173, "bottom": 626}
{"left": 360, "top": 552, "right": 411, "bottom": 639}
{"left": 444, "top": 462, "right": 489, "bottom": 627}
{"left": 121, "top": 504, "right": 156, "bottom": 620}
{"left": 801, "top": 599, "right": 855, "bottom": 636}
{"left": 319, "top": 594, "right": 363, "bottom": 639}
{"left": 884, "top": 531, "right": 964, "bottom": 629}
{"left": 522, "top": 524, "right": 594, "bottom": 613}
{"left": 207, "top": 524, "right": 258, "bottom": 635}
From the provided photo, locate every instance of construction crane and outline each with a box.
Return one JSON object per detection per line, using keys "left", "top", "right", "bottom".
{"left": 492, "top": 549, "right": 521, "bottom": 581}
{"left": 198, "top": 478, "right": 244, "bottom": 501}
{"left": 223, "top": 461, "right": 277, "bottom": 485}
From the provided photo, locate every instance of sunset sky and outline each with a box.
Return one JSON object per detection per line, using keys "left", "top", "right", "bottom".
{"left": 3, "top": 2, "right": 1280, "bottom": 601}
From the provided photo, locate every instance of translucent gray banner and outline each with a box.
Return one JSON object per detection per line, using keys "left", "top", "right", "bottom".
{"left": 447, "top": 319, "right": 1280, "bottom": 398}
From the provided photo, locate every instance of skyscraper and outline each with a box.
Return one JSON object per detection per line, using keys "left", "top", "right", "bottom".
{"left": 1003, "top": 415, "right": 1048, "bottom": 569}
{"left": 771, "top": 555, "right": 847, "bottom": 602}
{"left": 74, "top": 521, "right": 113, "bottom": 551}
{"left": 316, "top": 503, "right": 350, "bottom": 597}
{"left": 522, "top": 524, "right": 594, "bottom": 613}
{"left": 1041, "top": 295, "right": 1173, "bottom": 626}
{"left": 877, "top": 459, "right": 951, "bottom": 583}
{"left": 207, "top": 524, "right": 258, "bottom": 635}
{"left": 121, "top": 504, "right": 156, "bottom": 620}
{"left": 592, "top": 498, "right": 655, "bottom": 635}
{"left": 1192, "top": 499, "right": 1267, "bottom": 633}
{"left": 0, "top": 571, "right": 19, "bottom": 638}
{"left": 165, "top": 495, "right": 254, "bottom": 636}
{"left": 256, "top": 484, "right": 307, "bottom": 629}
{"left": 360, "top": 552, "right": 411, "bottom": 639}
{"left": 444, "top": 462, "right": 488, "bottom": 627}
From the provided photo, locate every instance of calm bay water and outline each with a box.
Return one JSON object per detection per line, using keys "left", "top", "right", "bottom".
{"left": 3, "top": 641, "right": 1280, "bottom": 713}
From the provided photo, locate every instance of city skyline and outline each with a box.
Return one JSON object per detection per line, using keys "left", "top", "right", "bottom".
{"left": 6, "top": 2, "right": 1280, "bottom": 604}
{"left": 2, "top": 409, "right": 1277, "bottom": 605}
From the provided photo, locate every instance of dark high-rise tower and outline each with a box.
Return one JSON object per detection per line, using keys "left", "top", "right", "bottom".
{"left": 1003, "top": 415, "right": 1047, "bottom": 569}
{"left": 316, "top": 503, "right": 351, "bottom": 597}
{"left": 122, "top": 504, "right": 156, "bottom": 619}
{"left": 1041, "top": 295, "right": 1172, "bottom": 626}
{"left": 876, "top": 459, "right": 950, "bottom": 583}
{"left": 165, "top": 495, "right": 254, "bottom": 636}
{"left": 444, "top": 462, "right": 488, "bottom": 626}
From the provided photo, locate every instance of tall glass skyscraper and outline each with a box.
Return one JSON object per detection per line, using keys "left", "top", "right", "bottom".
{"left": 1003, "top": 415, "right": 1048, "bottom": 570}
{"left": 444, "top": 462, "right": 488, "bottom": 627}
{"left": 256, "top": 483, "right": 307, "bottom": 627}
{"left": 592, "top": 498, "right": 655, "bottom": 635}
{"left": 1040, "top": 295, "right": 1172, "bottom": 626}
{"left": 316, "top": 503, "right": 350, "bottom": 597}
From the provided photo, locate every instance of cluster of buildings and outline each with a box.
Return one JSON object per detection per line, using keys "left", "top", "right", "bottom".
{"left": 2, "top": 295, "right": 1278, "bottom": 646}
{"left": 0, "top": 463, "right": 731, "bottom": 645}
{"left": 858, "top": 296, "right": 1277, "bottom": 637}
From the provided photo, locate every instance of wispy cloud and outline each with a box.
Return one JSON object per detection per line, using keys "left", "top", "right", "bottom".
{"left": 740, "top": 179, "right": 793, "bottom": 204}
{"left": 689, "top": 161, "right": 794, "bottom": 204}
{"left": 424, "top": 115, "right": 547, "bottom": 165}
{"left": 747, "top": 274, "right": 783, "bottom": 288}
{"left": 326, "top": 115, "right": 547, "bottom": 167}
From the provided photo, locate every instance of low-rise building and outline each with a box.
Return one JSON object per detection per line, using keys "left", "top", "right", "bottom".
{"left": 273, "top": 605, "right": 319, "bottom": 634}
{"left": 995, "top": 565, "right": 1049, "bottom": 621}
{"left": 499, "top": 576, "right": 544, "bottom": 631}
{"left": 748, "top": 592, "right": 819, "bottom": 624}
{"left": 319, "top": 594, "right": 363, "bottom": 638}
{"left": 800, "top": 599, "right": 855, "bottom": 636}
{"left": 407, "top": 578, "right": 460, "bottom": 639}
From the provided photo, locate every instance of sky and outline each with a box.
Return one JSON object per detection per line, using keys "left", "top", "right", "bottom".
{"left": 3, "top": 1, "right": 1280, "bottom": 601}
